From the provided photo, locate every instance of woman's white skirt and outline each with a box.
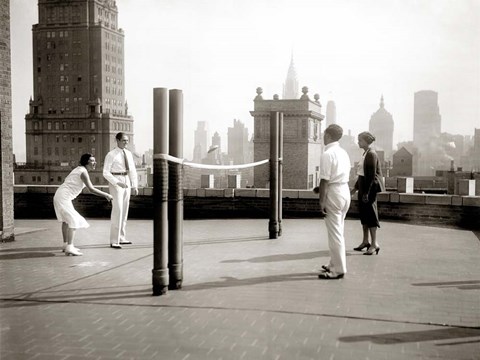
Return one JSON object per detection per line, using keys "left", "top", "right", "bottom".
{"left": 53, "top": 192, "right": 89, "bottom": 229}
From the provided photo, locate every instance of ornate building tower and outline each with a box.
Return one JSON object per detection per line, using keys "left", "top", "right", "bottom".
{"left": 251, "top": 87, "right": 324, "bottom": 189}
{"left": 369, "top": 95, "right": 394, "bottom": 160}
{"left": 17, "top": 0, "right": 134, "bottom": 185}
{"left": 282, "top": 54, "right": 299, "bottom": 99}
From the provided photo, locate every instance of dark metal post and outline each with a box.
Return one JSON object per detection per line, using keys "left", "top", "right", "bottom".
{"left": 269, "top": 111, "right": 279, "bottom": 239}
{"left": 152, "top": 88, "right": 169, "bottom": 295}
{"left": 278, "top": 112, "right": 283, "bottom": 236}
{"left": 168, "top": 89, "right": 184, "bottom": 290}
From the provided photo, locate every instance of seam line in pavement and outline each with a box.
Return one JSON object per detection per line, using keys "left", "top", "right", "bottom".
{"left": 2, "top": 298, "right": 479, "bottom": 331}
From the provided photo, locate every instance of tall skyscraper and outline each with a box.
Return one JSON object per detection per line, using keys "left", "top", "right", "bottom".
{"left": 413, "top": 90, "right": 442, "bottom": 175}
{"left": 413, "top": 90, "right": 441, "bottom": 148}
{"left": 325, "top": 100, "right": 336, "bottom": 126}
{"left": 474, "top": 128, "right": 480, "bottom": 171}
{"left": 369, "top": 95, "right": 394, "bottom": 159}
{"left": 17, "top": 0, "right": 134, "bottom": 185}
{"left": 193, "top": 121, "right": 208, "bottom": 163}
{"left": 282, "top": 54, "right": 299, "bottom": 99}
{"left": 227, "top": 119, "right": 249, "bottom": 164}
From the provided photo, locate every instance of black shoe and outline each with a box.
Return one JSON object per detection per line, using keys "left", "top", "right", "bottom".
{"left": 318, "top": 272, "right": 344, "bottom": 280}
{"left": 110, "top": 244, "right": 122, "bottom": 249}
{"left": 119, "top": 241, "right": 132, "bottom": 245}
{"left": 353, "top": 243, "right": 370, "bottom": 251}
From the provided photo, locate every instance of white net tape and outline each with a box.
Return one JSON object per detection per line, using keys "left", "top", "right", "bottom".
{"left": 153, "top": 153, "right": 270, "bottom": 170}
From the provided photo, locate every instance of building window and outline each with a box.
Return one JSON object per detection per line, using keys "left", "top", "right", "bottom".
{"left": 34, "top": 122, "right": 39, "bottom": 130}
{"left": 58, "top": 176, "right": 62, "bottom": 182}
{"left": 34, "top": 135, "right": 39, "bottom": 142}
{"left": 34, "top": 147, "right": 38, "bottom": 155}
{"left": 55, "top": 147, "right": 59, "bottom": 156}
{"left": 47, "top": 122, "right": 52, "bottom": 130}
{"left": 78, "top": 137, "right": 83, "bottom": 143}
{"left": 90, "top": 121, "right": 95, "bottom": 130}
{"left": 55, "top": 122, "right": 60, "bottom": 130}
{"left": 62, "top": 122, "right": 67, "bottom": 130}
{"left": 56, "top": 136, "right": 60, "bottom": 143}
{"left": 32, "top": 176, "right": 36, "bottom": 182}
{"left": 19, "top": 176, "right": 24, "bottom": 183}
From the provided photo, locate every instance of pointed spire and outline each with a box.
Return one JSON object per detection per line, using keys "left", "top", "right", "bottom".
{"left": 283, "top": 51, "right": 299, "bottom": 99}
{"left": 380, "top": 95, "right": 384, "bottom": 108}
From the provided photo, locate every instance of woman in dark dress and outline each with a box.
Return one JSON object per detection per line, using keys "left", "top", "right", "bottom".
{"left": 351, "top": 131, "right": 385, "bottom": 255}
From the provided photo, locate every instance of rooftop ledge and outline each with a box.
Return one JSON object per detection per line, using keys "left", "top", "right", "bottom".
{"left": 13, "top": 186, "right": 480, "bottom": 207}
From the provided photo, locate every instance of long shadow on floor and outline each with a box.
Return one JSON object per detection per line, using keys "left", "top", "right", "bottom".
{"left": 221, "top": 250, "right": 356, "bottom": 263}
{"left": 0, "top": 252, "right": 57, "bottom": 260}
{"left": 411, "top": 280, "right": 480, "bottom": 290}
{"left": 2, "top": 272, "right": 318, "bottom": 305}
{"left": 339, "top": 327, "right": 480, "bottom": 344}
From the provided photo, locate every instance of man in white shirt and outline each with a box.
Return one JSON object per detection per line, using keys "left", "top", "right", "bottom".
{"left": 317, "top": 124, "right": 352, "bottom": 279}
{"left": 103, "top": 132, "right": 138, "bottom": 249}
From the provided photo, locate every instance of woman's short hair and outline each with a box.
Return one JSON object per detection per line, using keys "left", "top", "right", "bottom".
{"left": 79, "top": 153, "right": 93, "bottom": 166}
{"left": 325, "top": 124, "right": 343, "bottom": 142}
{"left": 358, "top": 131, "right": 376, "bottom": 144}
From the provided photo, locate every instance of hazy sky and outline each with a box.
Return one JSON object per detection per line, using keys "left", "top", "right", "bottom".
{"left": 10, "top": 0, "right": 480, "bottom": 161}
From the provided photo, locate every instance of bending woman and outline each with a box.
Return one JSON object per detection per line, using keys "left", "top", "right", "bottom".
{"left": 54, "top": 154, "right": 113, "bottom": 256}
{"left": 351, "top": 131, "right": 385, "bottom": 255}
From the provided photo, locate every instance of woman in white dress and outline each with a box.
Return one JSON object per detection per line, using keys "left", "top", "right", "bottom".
{"left": 54, "top": 154, "right": 113, "bottom": 256}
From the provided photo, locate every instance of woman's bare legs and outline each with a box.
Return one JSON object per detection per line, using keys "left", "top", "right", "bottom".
{"left": 63, "top": 223, "right": 82, "bottom": 256}
{"left": 353, "top": 224, "right": 371, "bottom": 251}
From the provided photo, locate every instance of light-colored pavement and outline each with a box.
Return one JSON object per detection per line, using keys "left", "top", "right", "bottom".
{"left": 1, "top": 218, "right": 479, "bottom": 360}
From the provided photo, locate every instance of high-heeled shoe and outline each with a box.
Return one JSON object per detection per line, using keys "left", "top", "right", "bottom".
{"left": 65, "top": 245, "right": 83, "bottom": 256}
{"left": 353, "top": 243, "right": 371, "bottom": 251}
{"left": 363, "top": 246, "right": 380, "bottom": 255}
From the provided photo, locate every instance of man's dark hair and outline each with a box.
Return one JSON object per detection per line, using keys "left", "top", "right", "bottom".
{"left": 79, "top": 153, "right": 92, "bottom": 166}
{"left": 325, "top": 124, "right": 343, "bottom": 142}
{"left": 115, "top": 132, "right": 126, "bottom": 140}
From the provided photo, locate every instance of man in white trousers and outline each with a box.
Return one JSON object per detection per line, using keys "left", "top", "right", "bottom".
{"left": 317, "top": 124, "right": 352, "bottom": 279}
{"left": 103, "top": 132, "right": 138, "bottom": 249}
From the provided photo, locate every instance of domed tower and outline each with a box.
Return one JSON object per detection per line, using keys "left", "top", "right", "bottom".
{"left": 369, "top": 95, "right": 394, "bottom": 160}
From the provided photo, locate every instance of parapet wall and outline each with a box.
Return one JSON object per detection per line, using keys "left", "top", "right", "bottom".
{"left": 13, "top": 186, "right": 480, "bottom": 230}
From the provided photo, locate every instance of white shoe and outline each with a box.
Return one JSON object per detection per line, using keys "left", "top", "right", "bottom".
{"left": 65, "top": 245, "right": 83, "bottom": 256}
{"left": 63, "top": 243, "right": 80, "bottom": 252}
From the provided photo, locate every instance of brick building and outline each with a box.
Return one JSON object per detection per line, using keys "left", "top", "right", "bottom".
{"left": 1, "top": 0, "right": 14, "bottom": 241}
{"left": 15, "top": 0, "right": 135, "bottom": 186}
{"left": 251, "top": 87, "right": 324, "bottom": 189}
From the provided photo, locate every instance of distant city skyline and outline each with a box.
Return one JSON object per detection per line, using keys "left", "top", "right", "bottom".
{"left": 10, "top": 0, "right": 480, "bottom": 161}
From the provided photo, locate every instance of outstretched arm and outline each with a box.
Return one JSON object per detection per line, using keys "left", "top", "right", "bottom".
{"left": 81, "top": 170, "right": 113, "bottom": 201}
